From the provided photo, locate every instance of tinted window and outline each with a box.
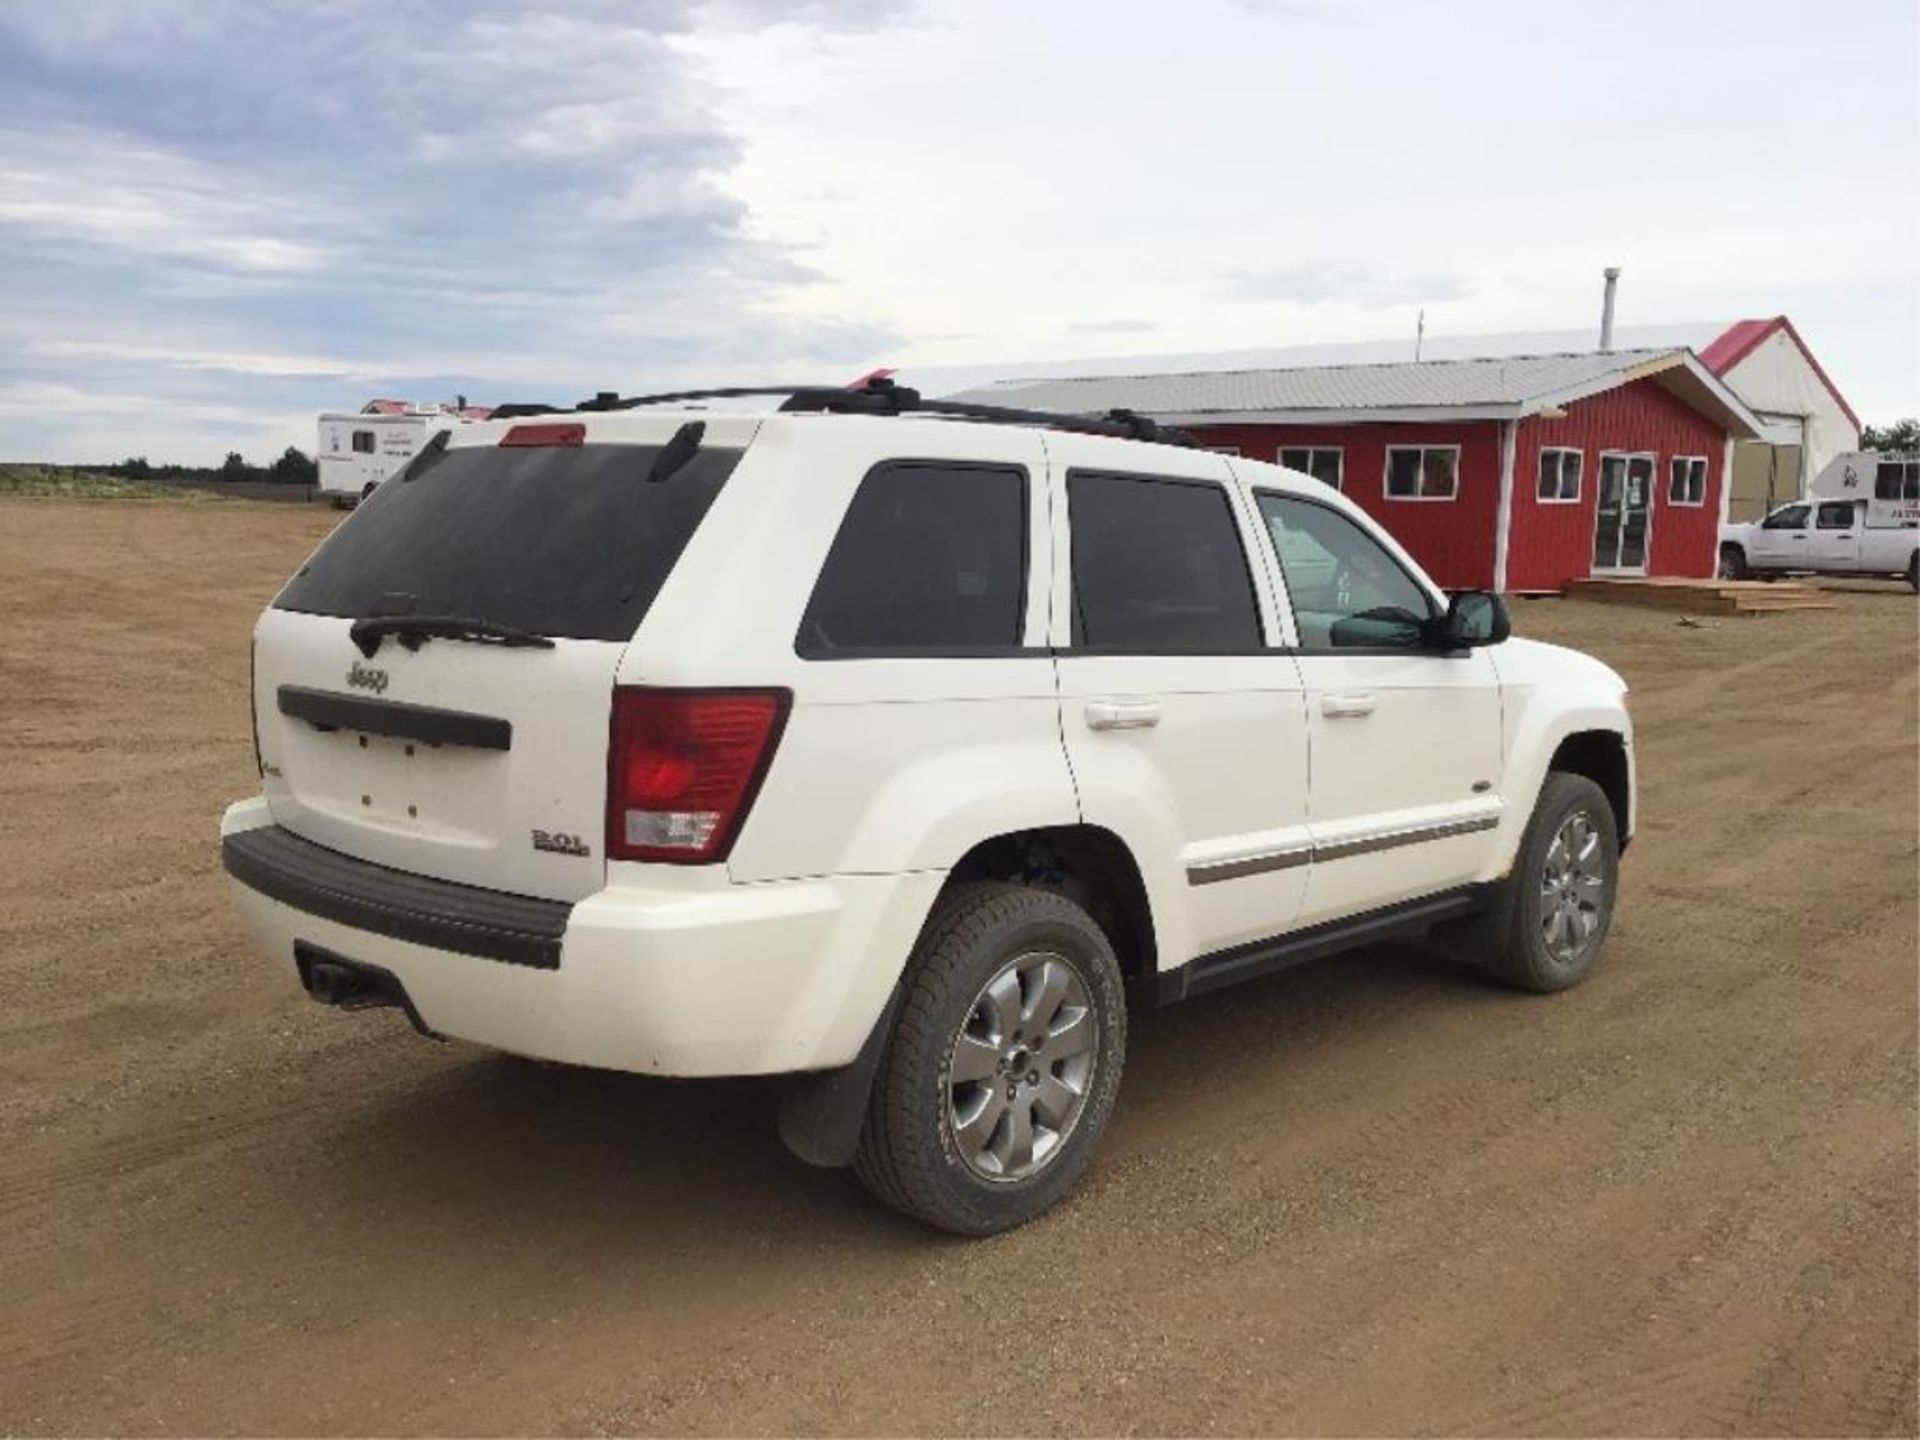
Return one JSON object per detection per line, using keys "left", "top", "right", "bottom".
{"left": 1879, "top": 461, "right": 1920, "bottom": 502}
{"left": 275, "top": 441, "right": 737, "bottom": 641}
{"left": 799, "top": 462, "right": 1026, "bottom": 654}
{"left": 351, "top": 430, "right": 376, "bottom": 454}
{"left": 1258, "top": 493, "right": 1433, "bottom": 649}
{"left": 1070, "top": 473, "right": 1260, "bottom": 651}
{"left": 1816, "top": 501, "right": 1857, "bottom": 529}
{"left": 1763, "top": 504, "right": 1811, "bottom": 530}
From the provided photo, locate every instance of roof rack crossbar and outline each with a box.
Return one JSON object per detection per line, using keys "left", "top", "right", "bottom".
{"left": 487, "top": 381, "right": 1201, "bottom": 449}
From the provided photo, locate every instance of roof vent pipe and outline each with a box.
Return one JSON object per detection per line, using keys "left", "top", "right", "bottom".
{"left": 1599, "top": 267, "right": 1621, "bottom": 352}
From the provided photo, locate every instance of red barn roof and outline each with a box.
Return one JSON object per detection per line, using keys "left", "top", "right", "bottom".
{"left": 1699, "top": 316, "right": 1860, "bottom": 431}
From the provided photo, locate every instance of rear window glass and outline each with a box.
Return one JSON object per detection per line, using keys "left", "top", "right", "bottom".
{"left": 274, "top": 440, "right": 737, "bottom": 641}
{"left": 798, "top": 461, "right": 1027, "bottom": 655}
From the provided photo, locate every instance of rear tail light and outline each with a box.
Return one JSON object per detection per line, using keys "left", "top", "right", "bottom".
{"left": 606, "top": 688, "right": 790, "bottom": 864}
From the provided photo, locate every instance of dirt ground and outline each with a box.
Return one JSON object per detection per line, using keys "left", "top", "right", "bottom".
{"left": 1, "top": 497, "right": 1914, "bottom": 1437}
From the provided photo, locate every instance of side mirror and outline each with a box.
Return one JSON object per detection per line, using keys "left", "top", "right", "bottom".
{"left": 1426, "top": 590, "right": 1510, "bottom": 649}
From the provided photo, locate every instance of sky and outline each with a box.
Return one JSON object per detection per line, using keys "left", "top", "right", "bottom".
{"left": 1, "top": 0, "right": 1915, "bottom": 465}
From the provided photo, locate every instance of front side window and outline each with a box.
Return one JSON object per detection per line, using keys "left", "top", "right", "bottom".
{"left": 1385, "top": 445, "right": 1459, "bottom": 500}
{"left": 1763, "top": 503, "right": 1811, "bottom": 530}
{"left": 799, "top": 462, "right": 1026, "bottom": 655}
{"left": 1257, "top": 493, "right": 1433, "bottom": 649}
{"left": 1069, "top": 472, "right": 1261, "bottom": 652}
{"left": 1668, "top": 456, "right": 1708, "bottom": 506}
{"left": 1279, "top": 447, "right": 1343, "bottom": 489}
{"left": 351, "top": 430, "right": 376, "bottom": 454}
{"left": 1537, "top": 448, "right": 1582, "bottom": 503}
{"left": 1816, "top": 501, "right": 1857, "bottom": 530}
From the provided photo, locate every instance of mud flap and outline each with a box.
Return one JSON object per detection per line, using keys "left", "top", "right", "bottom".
{"left": 1430, "top": 870, "right": 1519, "bottom": 969}
{"left": 776, "top": 984, "right": 902, "bottom": 1169}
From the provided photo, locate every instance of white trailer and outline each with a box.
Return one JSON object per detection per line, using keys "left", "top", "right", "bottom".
{"left": 316, "top": 407, "right": 478, "bottom": 505}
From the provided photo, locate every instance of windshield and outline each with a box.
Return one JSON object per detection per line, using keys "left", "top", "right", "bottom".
{"left": 274, "top": 441, "right": 738, "bottom": 641}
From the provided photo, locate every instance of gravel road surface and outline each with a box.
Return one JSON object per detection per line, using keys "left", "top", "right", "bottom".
{"left": 2, "top": 499, "right": 1913, "bottom": 1435}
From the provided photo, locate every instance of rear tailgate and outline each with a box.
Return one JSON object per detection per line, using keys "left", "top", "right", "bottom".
{"left": 254, "top": 422, "right": 746, "bottom": 904}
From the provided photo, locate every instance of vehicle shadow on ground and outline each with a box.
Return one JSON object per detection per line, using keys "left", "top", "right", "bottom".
{"left": 274, "top": 940, "right": 1501, "bottom": 1264}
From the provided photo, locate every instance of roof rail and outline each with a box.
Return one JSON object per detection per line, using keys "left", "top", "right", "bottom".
{"left": 486, "top": 380, "right": 1200, "bottom": 448}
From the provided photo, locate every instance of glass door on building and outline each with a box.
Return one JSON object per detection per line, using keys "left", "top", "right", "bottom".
{"left": 1593, "top": 453, "right": 1654, "bottom": 573}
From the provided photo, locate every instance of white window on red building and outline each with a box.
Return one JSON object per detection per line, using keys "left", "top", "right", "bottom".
{"left": 1668, "top": 456, "right": 1708, "bottom": 506}
{"left": 1279, "top": 447, "right": 1343, "bottom": 489}
{"left": 1384, "top": 445, "right": 1459, "bottom": 501}
{"left": 1537, "top": 448, "right": 1582, "bottom": 504}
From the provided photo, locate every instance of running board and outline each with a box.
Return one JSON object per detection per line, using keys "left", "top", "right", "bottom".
{"left": 1159, "top": 887, "right": 1491, "bottom": 1004}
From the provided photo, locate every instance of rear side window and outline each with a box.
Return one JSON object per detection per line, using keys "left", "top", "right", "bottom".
{"left": 1816, "top": 501, "right": 1857, "bottom": 529}
{"left": 274, "top": 441, "right": 738, "bottom": 641}
{"left": 1069, "top": 472, "right": 1261, "bottom": 652}
{"left": 798, "top": 462, "right": 1027, "bottom": 655}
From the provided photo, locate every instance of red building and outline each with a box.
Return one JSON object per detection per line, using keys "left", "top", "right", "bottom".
{"left": 957, "top": 348, "right": 1769, "bottom": 593}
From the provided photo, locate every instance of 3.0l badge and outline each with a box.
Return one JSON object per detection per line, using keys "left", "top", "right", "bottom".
{"left": 532, "top": 829, "right": 592, "bottom": 858}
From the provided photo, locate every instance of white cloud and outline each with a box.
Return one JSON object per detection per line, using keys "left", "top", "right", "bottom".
{"left": 0, "top": 127, "right": 336, "bottom": 274}
{"left": 0, "top": 0, "right": 1914, "bottom": 467}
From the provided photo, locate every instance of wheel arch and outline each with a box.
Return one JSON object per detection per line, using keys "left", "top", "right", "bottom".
{"left": 945, "top": 824, "right": 1159, "bottom": 986}
{"left": 778, "top": 822, "right": 1157, "bottom": 1172}
{"left": 1546, "top": 729, "right": 1632, "bottom": 851}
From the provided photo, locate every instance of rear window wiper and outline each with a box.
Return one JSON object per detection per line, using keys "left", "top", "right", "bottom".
{"left": 349, "top": 615, "right": 558, "bottom": 658}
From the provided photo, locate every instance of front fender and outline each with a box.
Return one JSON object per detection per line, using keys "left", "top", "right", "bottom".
{"left": 1487, "top": 640, "right": 1634, "bottom": 879}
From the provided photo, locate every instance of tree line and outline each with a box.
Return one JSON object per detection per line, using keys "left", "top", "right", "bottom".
{"left": 110, "top": 446, "right": 319, "bottom": 486}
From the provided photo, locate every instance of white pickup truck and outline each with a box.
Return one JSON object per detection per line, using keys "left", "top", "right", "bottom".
{"left": 1719, "top": 453, "right": 1920, "bottom": 590}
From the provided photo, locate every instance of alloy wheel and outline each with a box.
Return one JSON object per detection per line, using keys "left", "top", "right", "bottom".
{"left": 1540, "top": 809, "right": 1607, "bottom": 964}
{"left": 945, "top": 951, "right": 1099, "bottom": 1182}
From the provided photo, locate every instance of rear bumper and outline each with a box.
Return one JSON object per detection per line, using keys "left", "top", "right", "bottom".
{"left": 219, "top": 799, "right": 942, "bottom": 1077}
{"left": 222, "top": 823, "right": 569, "bottom": 968}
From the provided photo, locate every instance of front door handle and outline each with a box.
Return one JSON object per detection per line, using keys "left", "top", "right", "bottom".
{"left": 1322, "top": 693, "right": 1377, "bottom": 719}
{"left": 1085, "top": 699, "right": 1162, "bottom": 731}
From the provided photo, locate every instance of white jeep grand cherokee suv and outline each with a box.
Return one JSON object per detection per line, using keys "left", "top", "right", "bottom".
{"left": 222, "top": 382, "right": 1634, "bottom": 1234}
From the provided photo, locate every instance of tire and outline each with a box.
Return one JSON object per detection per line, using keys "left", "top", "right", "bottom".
{"left": 854, "top": 882, "right": 1127, "bottom": 1235}
{"left": 1718, "top": 543, "right": 1749, "bottom": 580}
{"left": 1906, "top": 552, "right": 1918, "bottom": 593}
{"left": 1481, "top": 773, "right": 1620, "bottom": 994}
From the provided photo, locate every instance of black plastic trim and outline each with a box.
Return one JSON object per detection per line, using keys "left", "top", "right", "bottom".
{"left": 278, "top": 686, "right": 512, "bottom": 751}
{"left": 777, "top": 982, "right": 905, "bottom": 1168}
{"left": 223, "top": 825, "right": 570, "bottom": 969}
{"left": 1159, "top": 886, "right": 1492, "bottom": 1003}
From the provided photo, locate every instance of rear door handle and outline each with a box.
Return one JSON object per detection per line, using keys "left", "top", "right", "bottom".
{"left": 1085, "top": 699, "right": 1161, "bottom": 731}
{"left": 1322, "top": 693, "right": 1377, "bottom": 719}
